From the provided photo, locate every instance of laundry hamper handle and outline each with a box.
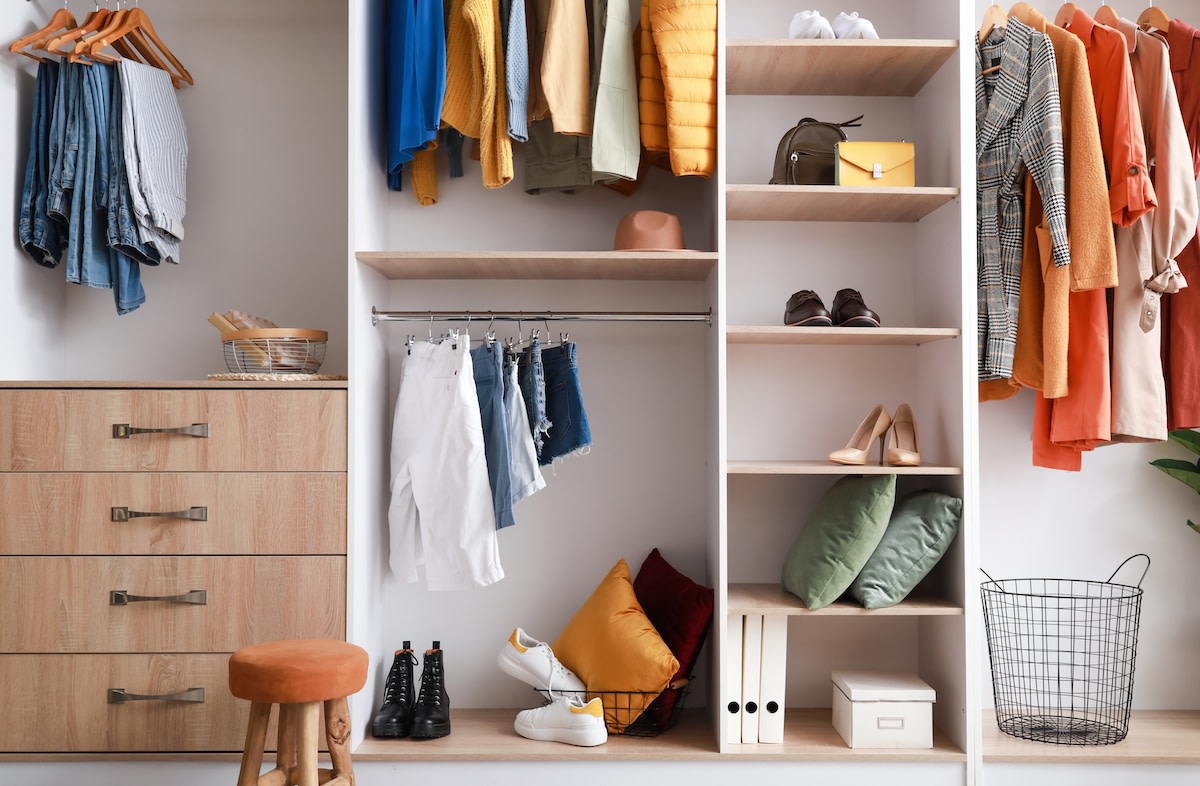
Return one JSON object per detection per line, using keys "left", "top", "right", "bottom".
{"left": 980, "top": 553, "right": 1150, "bottom": 589}
{"left": 1106, "top": 553, "right": 1150, "bottom": 587}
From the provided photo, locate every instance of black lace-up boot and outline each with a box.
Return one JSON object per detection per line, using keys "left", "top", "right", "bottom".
{"left": 371, "top": 641, "right": 417, "bottom": 738}
{"left": 409, "top": 641, "right": 451, "bottom": 739}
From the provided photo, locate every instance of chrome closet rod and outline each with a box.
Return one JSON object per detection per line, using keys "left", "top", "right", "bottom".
{"left": 371, "top": 307, "right": 712, "bottom": 326}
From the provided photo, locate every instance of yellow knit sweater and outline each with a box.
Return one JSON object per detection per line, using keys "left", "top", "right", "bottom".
{"left": 441, "top": 0, "right": 513, "bottom": 188}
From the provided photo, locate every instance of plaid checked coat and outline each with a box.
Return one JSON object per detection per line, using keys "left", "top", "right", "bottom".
{"left": 977, "top": 18, "right": 1071, "bottom": 381}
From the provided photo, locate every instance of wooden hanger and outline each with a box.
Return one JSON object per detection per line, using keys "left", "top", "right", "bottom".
{"left": 1094, "top": 5, "right": 1119, "bottom": 27}
{"left": 978, "top": 4, "right": 1007, "bottom": 44}
{"left": 80, "top": 7, "right": 193, "bottom": 87}
{"left": 42, "top": 5, "right": 113, "bottom": 60}
{"left": 1138, "top": 5, "right": 1171, "bottom": 33}
{"left": 8, "top": 5, "right": 78, "bottom": 62}
{"left": 1055, "top": 3, "right": 1080, "bottom": 29}
{"left": 1007, "top": 3, "right": 1034, "bottom": 24}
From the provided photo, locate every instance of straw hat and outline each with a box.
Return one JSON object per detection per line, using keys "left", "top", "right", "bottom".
{"left": 612, "top": 210, "right": 687, "bottom": 252}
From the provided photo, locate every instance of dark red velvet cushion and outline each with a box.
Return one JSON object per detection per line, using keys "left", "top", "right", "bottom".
{"left": 632, "top": 548, "right": 715, "bottom": 729}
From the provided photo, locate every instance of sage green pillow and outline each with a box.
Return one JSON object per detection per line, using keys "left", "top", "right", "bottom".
{"left": 781, "top": 474, "right": 896, "bottom": 610}
{"left": 850, "top": 490, "right": 962, "bottom": 609}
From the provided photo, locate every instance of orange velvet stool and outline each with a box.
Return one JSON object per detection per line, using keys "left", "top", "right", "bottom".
{"left": 228, "top": 639, "right": 368, "bottom": 786}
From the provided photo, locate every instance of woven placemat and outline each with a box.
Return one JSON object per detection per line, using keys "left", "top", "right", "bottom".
{"left": 207, "top": 373, "right": 348, "bottom": 382}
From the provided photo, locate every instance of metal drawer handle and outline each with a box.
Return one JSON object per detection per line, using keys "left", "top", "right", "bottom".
{"left": 108, "top": 687, "right": 206, "bottom": 705}
{"left": 110, "top": 589, "right": 208, "bottom": 606}
{"left": 112, "top": 423, "right": 210, "bottom": 439}
{"left": 111, "top": 506, "right": 208, "bottom": 522}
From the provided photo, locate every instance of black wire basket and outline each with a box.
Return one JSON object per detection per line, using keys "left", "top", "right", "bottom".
{"left": 533, "top": 677, "right": 692, "bottom": 737}
{"left": 980, "top": 554, "right": 1149, "bottom": 746}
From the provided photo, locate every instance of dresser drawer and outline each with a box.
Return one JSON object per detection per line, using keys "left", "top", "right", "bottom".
{"left": 0, "top": 473, "right": 346, "bottom": 555}
{"left": 0, "top": 389, "right": 346, "bottom": 471}
{"left": 0, "top": 556, "right": 345, "bottom": 652}
{"left": 0, "top": 653, "right": 274, "bottom": 752}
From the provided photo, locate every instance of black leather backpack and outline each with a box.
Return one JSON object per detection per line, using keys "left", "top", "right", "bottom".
{"left": 769, "top": 115, "right": 863, "bottom": 185}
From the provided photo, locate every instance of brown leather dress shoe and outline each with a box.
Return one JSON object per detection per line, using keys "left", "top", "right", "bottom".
{"left": 831, "top": 289, "right": 881, "bottom": 327}
{"left": 784, "top": 290, "right": 833, "bottom": 326}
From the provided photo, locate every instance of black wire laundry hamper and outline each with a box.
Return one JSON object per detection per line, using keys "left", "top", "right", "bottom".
{"left": 980, "top": 554, "right": 1149, "bottom": 746}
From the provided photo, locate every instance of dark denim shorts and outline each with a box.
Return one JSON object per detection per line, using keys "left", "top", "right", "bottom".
{"left": 539, "top": 342, "right": 592, "bottom": 465}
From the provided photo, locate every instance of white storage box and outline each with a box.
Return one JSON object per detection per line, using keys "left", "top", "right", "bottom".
{"left": 831, "top": 670, "right": 935, "bottom": 749}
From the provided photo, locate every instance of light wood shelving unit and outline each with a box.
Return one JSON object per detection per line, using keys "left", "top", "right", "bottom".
{"left": 721, "top": 16, "right": 968, "bottom": 774}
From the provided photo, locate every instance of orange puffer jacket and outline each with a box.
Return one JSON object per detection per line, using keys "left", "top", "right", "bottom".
{"left": 638, "top": 0, "right": 717, "bottom": 177}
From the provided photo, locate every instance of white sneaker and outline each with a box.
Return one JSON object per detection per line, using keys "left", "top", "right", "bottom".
{"left": 788, "top": 10, "right": 834, "bottom": 39}
{"left": 497, "top": 627, "right": 586, "bottom": 699}
{"left": 832, "top": 11, "right": 879, "bottom": 39}
{"left": 514, "top": 695, "right": 607, "bottom": 747}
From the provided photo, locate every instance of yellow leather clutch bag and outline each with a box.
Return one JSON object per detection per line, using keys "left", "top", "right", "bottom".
{"left": 834, "top": 141, "right": 915, "bottom": 187}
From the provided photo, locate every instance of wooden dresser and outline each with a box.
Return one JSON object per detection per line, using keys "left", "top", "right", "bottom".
{"left": 0, "top": 381, "right": 347, "bottom": 753}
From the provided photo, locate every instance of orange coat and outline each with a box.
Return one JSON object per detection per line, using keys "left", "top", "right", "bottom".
{"left": 1034, "top": 8, "right": 1157, "bottom": 471}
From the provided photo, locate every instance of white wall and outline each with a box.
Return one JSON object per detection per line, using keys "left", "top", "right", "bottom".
{"left": 1, "top": 0, "right": 348, "bottom": 381}
{"left": 2, "top": 0, "right": 68, "bottom": 378}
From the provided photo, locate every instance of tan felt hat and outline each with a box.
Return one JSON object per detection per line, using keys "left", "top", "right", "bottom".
{"left": 613, "top": 210, "right": 688, "bottom": 251}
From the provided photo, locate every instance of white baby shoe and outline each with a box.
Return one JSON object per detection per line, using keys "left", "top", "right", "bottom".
{"left": 789, "top": 10, "right": 835, "bottom": 39}
{"left": 832, "top": 11, "right": 879, "bottom": 39}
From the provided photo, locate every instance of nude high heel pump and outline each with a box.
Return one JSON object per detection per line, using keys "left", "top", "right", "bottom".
{"left": 828, "top": 404, "right": 892, "bottom": 466}
{"left": 886, "top": 403, "right": 921, "bottom": 467}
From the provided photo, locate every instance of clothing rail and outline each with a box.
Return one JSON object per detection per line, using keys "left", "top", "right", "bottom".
{"left": 371, "top": 307, "right": 712, "bottom": 327}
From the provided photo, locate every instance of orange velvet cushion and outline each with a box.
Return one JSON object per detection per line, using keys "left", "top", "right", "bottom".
{"left": 553, "top": 559, "right": 680, "bottom": 733}
{"left": 228, "top": 639, "right": 368, "bottom": 703}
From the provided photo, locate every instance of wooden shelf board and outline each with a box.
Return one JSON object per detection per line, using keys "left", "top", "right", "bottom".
{"left": 0, "top": 380, "right": 347, "bottom": 390}
{"left": 726, "top": 185, "right": 959, "bottom": 223}
{"left": 729, "top": 583, "right": 963, "bottom": 616}
{"left": 353, "top": 708, "right": 719, "bottom": 761}
{"left": 726, "top": 709, "right": 965, "bottom": 760}
{"left": 728, "top": 460, "right": 962, "bottom": 476}
{"left": 982, "top": 710, "right": 1200, "bottom": 764}
{"left": 356, "top": 250, "right": 718, "bottom": 281}
{"left": 727, "top": 39, "right": 959, "bottom": 96}
{"left": 728, "top": 326, "right": 960, "bottom": 345}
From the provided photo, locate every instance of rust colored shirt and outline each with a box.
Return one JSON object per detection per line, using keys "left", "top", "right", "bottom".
{"left": 1070, "top": 8, "right": 1157, "bottom": 226}
{"left": 1158, "top": 18, "right": 1200, "bottom": 429}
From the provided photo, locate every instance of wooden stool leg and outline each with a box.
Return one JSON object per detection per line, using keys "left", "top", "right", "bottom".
{"left": 295, "top": 702, "right": 321, "bottom": 786}
{"left": 237, "top": 702, "right": 273, "bottom": 786}
{"left": 322, "top": 696, "right": 355, "bottom": 786}
{"left": 276, "top": 703, "right": 298, "bottom": 781}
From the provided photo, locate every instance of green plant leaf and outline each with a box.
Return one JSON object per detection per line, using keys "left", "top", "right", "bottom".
{"left": 1150, "top": 458, "right": 1200, "bottom": 493}
{"left": 1167, "top": 429, "right": 1200, "bottom": 456}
